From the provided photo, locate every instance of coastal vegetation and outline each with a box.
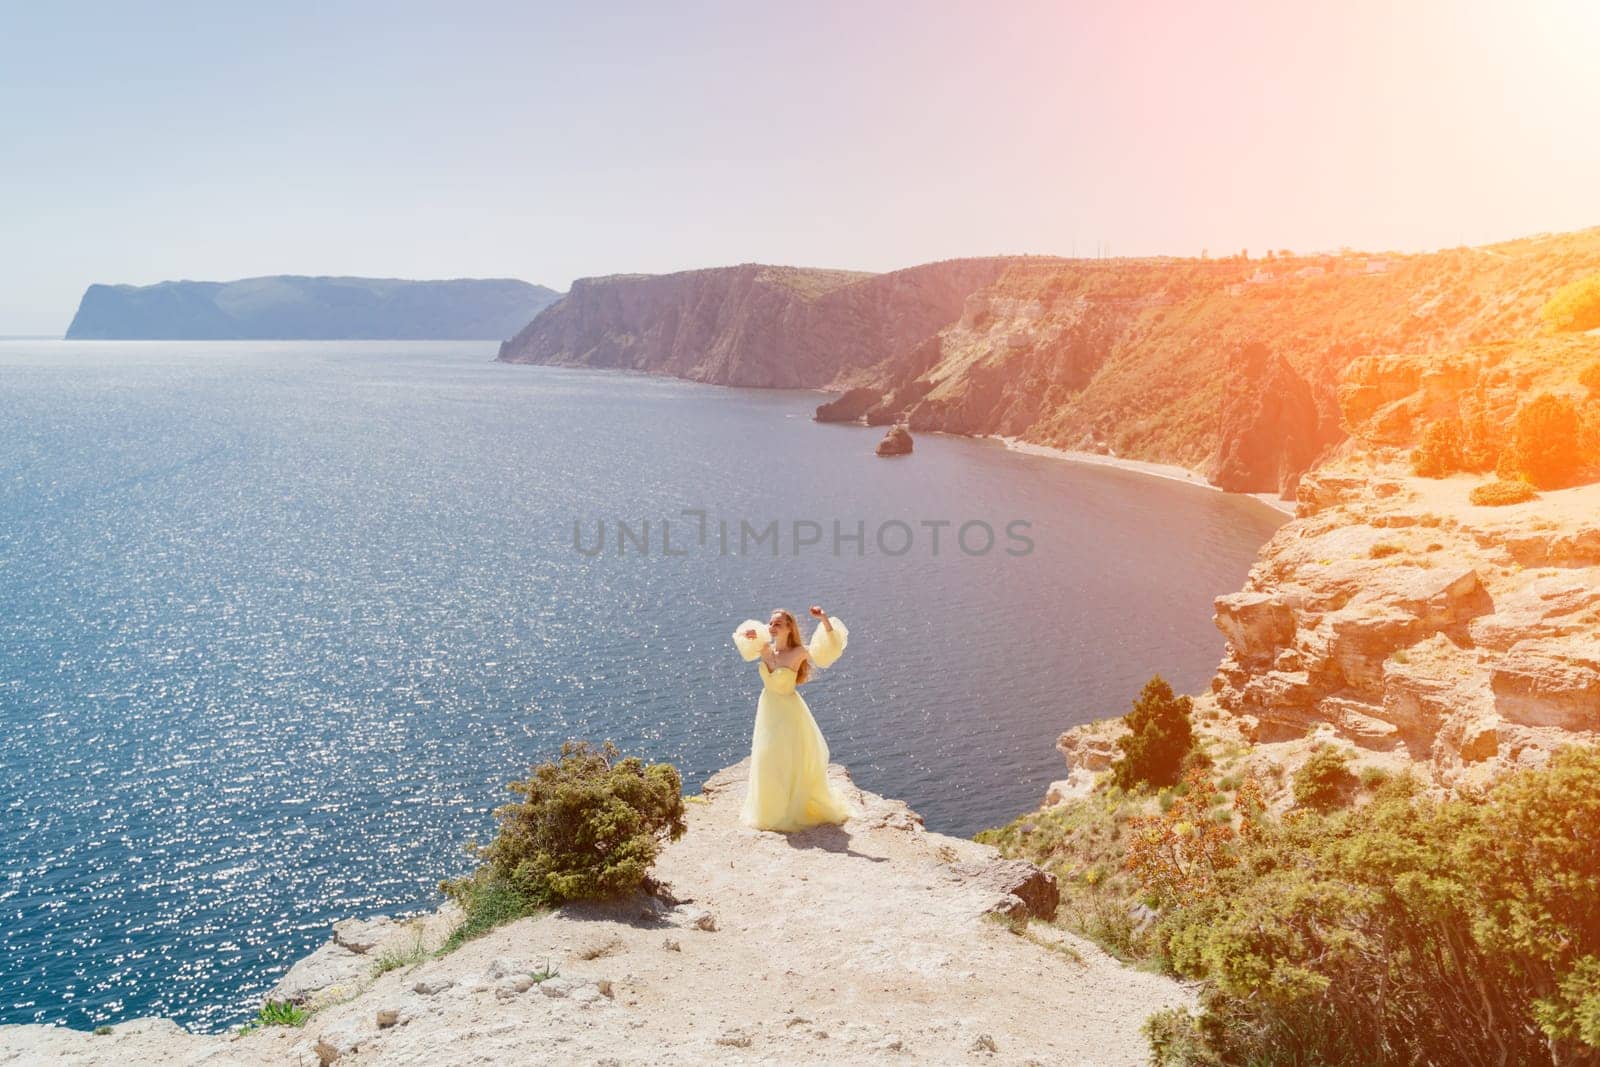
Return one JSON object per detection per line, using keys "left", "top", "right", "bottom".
{"left": 1109, "top": 676, "right": 1199, "bottom": 791}
{"left": 1511, "top": 392, "right": 1585, "bottom": 488}
{"left": 1289, "top": 743, "right": 1357, "bottom": 812}
{"left": 236, "top": 999, "right": 310, "bottom": 1034}
{"left": 1470, "top": 479, "right": 1539, "bottom": 506}
{"left": 983, "top": 713, "right": 1600, "bottom": 1065}
{"left": 1541, "top": 271, "right": 1600, "bottom": 333}
{"left": 440, "top": 741, "right": 686, "bottom": 948}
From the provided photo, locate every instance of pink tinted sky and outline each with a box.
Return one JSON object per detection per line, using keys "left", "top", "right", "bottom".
{"left": 2, "top": 0, "right": 1597, "bottom": 332}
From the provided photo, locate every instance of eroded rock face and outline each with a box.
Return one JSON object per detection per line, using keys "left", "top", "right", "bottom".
{"left": 1204, "top": 342, "right": 1334, "bottom": 496}
{"left": 1044, "top": 719, "right": 1130, "bottom": 804}
{"left": 1491, "top": 640, "right": 1600, "bottom": 731}
{"left": 1206, "top": 330, "right": 1600, "bottom": 785}
{"left": 497, "top": 259, "right": 1023, "bottom": 389}
{"left": 1211, "top": 456, "right": 1600, "bottom": 783}
{"left": 814, "top": 387, "right": 881, "bottom": 423}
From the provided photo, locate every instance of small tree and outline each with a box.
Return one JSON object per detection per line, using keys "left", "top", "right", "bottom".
{"left": 1510, "top": 392, "right": 1583, "bottom": 488}
{"left": 1412, "top": 418, "right": 1464, "bottom": 477}
{"left": 1110, "top": 676, "right": 1196, "bottom": 791}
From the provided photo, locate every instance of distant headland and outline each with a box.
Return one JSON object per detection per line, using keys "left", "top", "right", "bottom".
{"left": 64, "top": 276, "right": 562, "bottom": 341}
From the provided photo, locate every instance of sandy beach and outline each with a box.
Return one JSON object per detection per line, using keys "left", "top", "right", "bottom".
{"left": 992, "top": 434, "right": 1297, "bottom": 517}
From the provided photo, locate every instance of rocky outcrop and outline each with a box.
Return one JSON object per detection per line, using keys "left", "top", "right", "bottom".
{"left": 3, "top": 761, "right": 1183, "bottom": 1066}
{"left": 1207, "top": 336, "right": 1600, "bottom": 786}
{"left": 1204, "top": 342, "right": 1335, "bottom": 496}
{"left": 814, "top": 387, "right": 881, "bottom": 423}
{"left": 267, "top": 907, "right": 463, "bottom": 1011}
{"left": 64, "top": 277, "right": 561, "bottom": 340}
{"left": 874, "top": 425, "right": 913, "bottom": 456}
{"left": 497, "top": 258, "right": 1028, "bottom": 389}
{"left": 1045, "top": 718, "right": 1130, "bottom": 805}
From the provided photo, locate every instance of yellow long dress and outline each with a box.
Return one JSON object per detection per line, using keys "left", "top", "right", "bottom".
{"left": 731, "top": 618, "right": 859, "bottom": 832}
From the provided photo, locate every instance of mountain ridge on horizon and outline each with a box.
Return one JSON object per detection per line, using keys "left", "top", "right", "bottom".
{"left": 64, "top": 275, "right": 562, "bottom": 341}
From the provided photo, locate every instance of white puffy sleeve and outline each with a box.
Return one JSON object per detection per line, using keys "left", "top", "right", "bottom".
{"left": 732, "top": 619, "right": 768, "bottom": 662}
{"left": 806, "top": 617, "right": 848, "bottom": 669}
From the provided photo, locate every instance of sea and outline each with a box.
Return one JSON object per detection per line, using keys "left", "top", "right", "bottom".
{"left": 0, "top": 340, "right": 1285, "bottom": 1031}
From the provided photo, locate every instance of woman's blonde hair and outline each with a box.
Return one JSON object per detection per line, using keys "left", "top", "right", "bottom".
{"left": 770, "top": 609, "right": 812, "bottom": 684}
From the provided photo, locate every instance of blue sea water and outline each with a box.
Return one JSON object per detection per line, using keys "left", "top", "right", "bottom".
{"left": 0, "top": 340, "right": 1284, "bottom": 1031}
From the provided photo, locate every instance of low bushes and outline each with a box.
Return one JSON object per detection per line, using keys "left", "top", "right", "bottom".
{"left": 1470, "top": 479, "right": 1538, "bottom": 506}
{"left": 441, "top": 741, "right": 685, "bottom": 946}
{"left": 983, "top": 732, "right": 1600, "bottom": 1065}
{"left": 1292, "top": 743, "right": 1357, "bottom": 811}
{"left": 1156, "top": 748, "right": 1600, "bottom": 1066}
{"left": 1510, "top": 393, "right": 1584, "bottom": 488}
{"left": 1582, "top": 359, "right": 1600, "bottom": 395}
{"left": 1541, "top": 272, "right": 1600, "bottom": 333}
{"left": 1411, "top": 418, "right": 1464, "bottom": 477}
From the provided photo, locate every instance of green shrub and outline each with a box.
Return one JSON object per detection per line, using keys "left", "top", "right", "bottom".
{"left": 1143, "top": 1007, "right": 1222, "bottom": 1067}
{"left": 441, "top": 741, "right": 685, "bottom": 943}
{"left": 976, "top": 784, "right": 1152, "bottom": 961}
{"left": 1292, "top": 744, "right": 1356, "bottom": 811}
{"left": 1541, "top": 272, "right": 1600, "bottom": 333}
{"left": 1510, "top": 393, "right": 1583, "bottom": 488}
{"left": 1156, "top": 747, "right": 1600, "bottom": 1066}
{"left": 1359, "top": 766, "right": 1392, "bottom": 790}
{"left": 1470, "top": 479, "right": 1538, "bottom": 506}
{"left": 371, "top": 931, "right": 427, "bottom": 976}
{"left": 1411, "top": 418, "right": 1464, "bottom": 477}
{"left": 1582, "top": 399, "right": 1600, "bottom": 470}
{"left": 238, "top": 999, "right": 310, "bottom": 1034}
{"left": 1110, "top": 676, "right": 1196, "bottom": 791}
{"left": 440, "top": 868, "right": 542, "bottom": 952}
{"left": 1581, "top": 359, "right": 1600, "bottom": 395}
{"left": 1459, "top": 409, "right": 1500, "bottom": 473}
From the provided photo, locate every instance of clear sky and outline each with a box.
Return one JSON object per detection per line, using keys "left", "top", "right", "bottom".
{"left": 3, "top": 0, "right": 1598, "bottom": 334}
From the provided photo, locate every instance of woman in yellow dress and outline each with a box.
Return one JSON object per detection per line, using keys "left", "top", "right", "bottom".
{"left": 731, "top": 606, "right": 859, "bottom": 832}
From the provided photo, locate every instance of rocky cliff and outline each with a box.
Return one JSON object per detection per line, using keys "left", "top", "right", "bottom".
{"left": 65, "top": 276, "right": 562, "bottom": 340}
{"left": 2, "top": 761, "right": 1188, "bottom": 1065}
{"left": 1206, "top": 335, "right": 1600, "bottom": 787}
{"left": 497, "top": 229, "right": 1600, "bottom": 498}
{"left": 495, "top": 258, "right": 1039, "bottom": 389}
{"left": 854, "top": 229, "right": 1600, "bottom": 495}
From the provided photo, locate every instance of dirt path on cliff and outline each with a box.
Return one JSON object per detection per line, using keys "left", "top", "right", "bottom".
{"left": 3, "top": 762, "right": 1190, "bottom": 1066}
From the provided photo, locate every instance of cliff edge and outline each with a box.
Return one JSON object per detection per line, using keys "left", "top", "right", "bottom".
{"left": 2, "top": 761, "right": 1190, "bottom": 1066}
{"left": 495, "top": 258, "right": 1040, "bottom": 389}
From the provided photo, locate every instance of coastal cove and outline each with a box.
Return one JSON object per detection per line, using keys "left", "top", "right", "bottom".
{"left": 0, "top": 340, "right": 1284, "bottom": 1032}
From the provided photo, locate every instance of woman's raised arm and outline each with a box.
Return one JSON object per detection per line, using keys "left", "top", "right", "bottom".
{"left": 805, "top": 606, "right": 848, "bottom": 669}
{"left": 732, "top": 619, "right": 768, "bottom": 662}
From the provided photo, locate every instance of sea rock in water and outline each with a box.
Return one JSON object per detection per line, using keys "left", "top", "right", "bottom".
{"left": 875, "top": 425, "right": 914, "bottom": 456}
